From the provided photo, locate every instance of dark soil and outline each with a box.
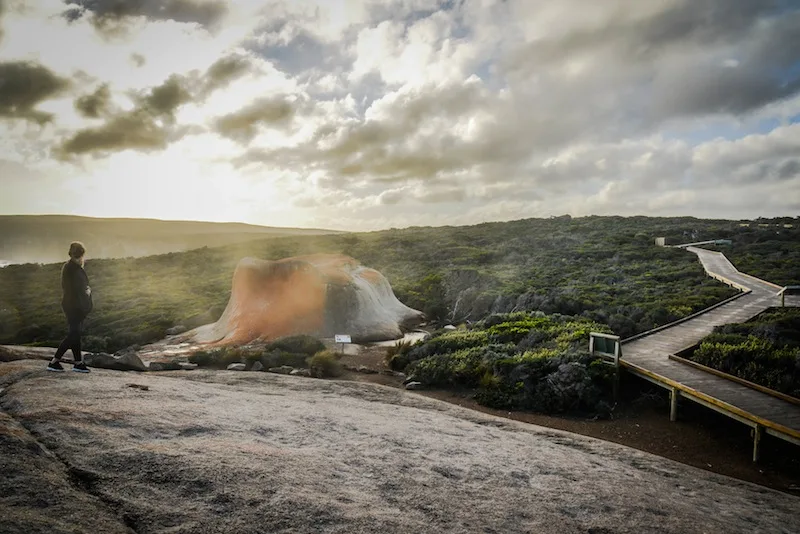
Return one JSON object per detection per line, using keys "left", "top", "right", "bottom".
{"left": 340, "top": 346, "right": 800, "bottom": 494}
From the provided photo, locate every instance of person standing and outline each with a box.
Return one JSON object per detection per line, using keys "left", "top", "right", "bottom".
{"left": 47, "top": 242, "right": 93, "bottom": 373}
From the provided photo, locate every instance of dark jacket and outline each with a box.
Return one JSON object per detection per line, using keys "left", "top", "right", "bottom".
{"left": 61, "top": 260, "right": 93, "bottom": 318}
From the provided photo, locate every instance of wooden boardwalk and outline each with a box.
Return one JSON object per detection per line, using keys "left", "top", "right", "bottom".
{"left": 620, "top": 247, "right": 800, "bottom": 458}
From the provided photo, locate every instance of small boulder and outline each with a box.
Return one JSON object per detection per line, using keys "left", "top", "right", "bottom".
{"left": 405, "top": 381, "right": 423, "bottom": 390}
{"left": 148, "top": 360, "right": 182, "bottom": 371}
{"left": 443, "top": 325, "right": 457, "bottom": 331}
{"left": 289, "top": 368, "right": 312, "bottom": 377}
{"left": 179, "top": 363, "right": 198, "bottom": 371}
{"left": 402, "top": 375, "right": 417, "bottom": 385}
{"left": 85, "top": 351, "right": 147, "bottom": 372}
{"left": 268, "top": 365, "right": 294, "bottom": 375}
{"left": 251, "top": 361, "right": 264, "bottom": 372}
{"left": 356, "top": 365, "right": 378, "bottom": 374}
{"left": 226, "top": 363, "right": 246, "bottom": 371}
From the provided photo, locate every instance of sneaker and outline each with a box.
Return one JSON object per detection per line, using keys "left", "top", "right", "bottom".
{"left": 46, "top": 361, "right": 65, "bottom": 372}
{"left": 72, "top": 362, "right": 91, "bottom": 373}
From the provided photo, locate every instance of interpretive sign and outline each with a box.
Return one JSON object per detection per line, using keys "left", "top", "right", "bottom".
{"left": 589, "top": 332, "right": 621, "bottom": 365}
{"left": 334, "top": 335, "right": 351, "bottom": 343}
{"left": 589, "top": 332, "right": 622, "bottom": 400}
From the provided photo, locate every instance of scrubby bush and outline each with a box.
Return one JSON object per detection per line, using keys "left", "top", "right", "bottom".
{"left": 398, "top": 312, "right": 616, "bottom": 415}
{"left": 258, "top": 350, "right": 309, "bottom": 369}
{"left": 308, "top": 350, "right": 343, "bottom": 378}
{"left": 391, "top": 330, "right": 490, "bottom": 370}
{"left": 188, "top": 347, "right": 259, "bottom": 368}
{"left": 691, "top": 308, "right": 800, "bottom": 398}
{"left": 265, "top": 335, "right": 325, "bottom": 355}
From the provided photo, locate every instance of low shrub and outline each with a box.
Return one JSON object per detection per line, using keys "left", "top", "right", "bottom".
{"left": 690, "top": 308, "right": 800, "bottom": 398}
{"left": 392, "top": 312, "right": 616, "bottom": 415}
{"left": 266, "top": 335, "right": 325, "bottom": 356}
{"left": 258, "top": 350, "right": 309, "bottom": 369}
{"left": 188, "top": 347, "right": 258, "bottom": 368}
{"left": 308, "top": 350, "right": 342, "bottom": 378}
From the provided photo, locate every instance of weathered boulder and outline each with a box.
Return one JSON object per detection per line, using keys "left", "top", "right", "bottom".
{"left": 226, "top": 363, "right": 246, "bottom": 371}
{"left": 148, "top": 360, "right": 182, "bottom": 372}
{"left": 268, "top": 365, "right": 294, "bottom": 375}
{"left": 84, "top": 351, "right": 147, "bottom": 372}
{"left": 188, "top": 254, "right": 423, "bottom": 345}
{"left": 251, "top": 361, "right": 264, "bottom": 372}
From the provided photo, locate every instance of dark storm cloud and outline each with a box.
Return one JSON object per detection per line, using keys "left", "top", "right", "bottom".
{"left": 62, "top": 0, "right": 227, "bottom": 36}
{"left": 778, "top": 159, "right": 800, "bottom": 180}
{"left": 0, "top": 61, "right": 70, "bottom": 124}
{"left": 505, "top": 1, "right": 800, "bottom": 123}
{"left": 74, "top": 83, "right": 111, "bottom": 118}
{"left": 213, "top": 96, "right": 297, "bottom": 142}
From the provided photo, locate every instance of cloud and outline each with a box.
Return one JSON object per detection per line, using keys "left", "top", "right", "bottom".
{"left": 140, "top": 74, "right": 192, "bottom": 118}
{"left": 74, "top": 83, "right": 111, "bottom": 118}
{"left": 199, "top": 54, "right": 251, "bottom": 96}
{"left": 57, "top": 55, "right": 251, "bottom": 157}
{"left": 62, "top": 0, "right": 228, "bottom": 36}
{"left": 502, "top": 1, "right": 800, "bottom": 125}
{"left": 56, "top": 108, "right": 179, "bottom": 157}
{"left": 0, "top": 61, "right": 71, "bottom": 124}
{"left": 213, "top": 96, "right": 297, "bottom": 142}
{"left": 3, "top": 0, "right": 800, "bottom": 229}
{"left": 57, "top": 74, "right": 196, "bottom": 157}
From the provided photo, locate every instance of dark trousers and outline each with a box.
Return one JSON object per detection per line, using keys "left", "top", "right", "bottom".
{"left": 54, "top": 315, "right": 84, "bottom": 362}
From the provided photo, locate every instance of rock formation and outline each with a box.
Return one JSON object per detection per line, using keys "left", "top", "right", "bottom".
{"left": 189, "top": 254, "right": 423, "bottom": 345}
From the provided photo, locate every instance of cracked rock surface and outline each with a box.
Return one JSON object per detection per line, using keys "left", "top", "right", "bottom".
{"left": 1, "top": 360, "right": 798, "bottom": 534}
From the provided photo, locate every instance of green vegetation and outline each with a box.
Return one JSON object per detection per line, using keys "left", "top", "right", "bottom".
{"left": 391, "top": 312, "right": 617, "bottom": 415}
{"left": 701, "top": 217, "right": 799, "bottom": 286}
{"left": 188, "top": 335, "right": 326, "bottom": 370}
{"left": 308, "top": 350, "right": 343, "bottom": 378}
{"left": 1, "top": 215, "right": 794, "bottom": 353}
{"left": 689, "top": 308, "right": 800, "bottom": 399}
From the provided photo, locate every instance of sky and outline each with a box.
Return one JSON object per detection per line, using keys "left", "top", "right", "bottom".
{"left": 0, "top": 0, "right": 799, "bottom": 231}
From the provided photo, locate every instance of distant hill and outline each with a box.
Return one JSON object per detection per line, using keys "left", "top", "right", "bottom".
{"left": 0, "top": 215, "right": 342, "bottom": 265}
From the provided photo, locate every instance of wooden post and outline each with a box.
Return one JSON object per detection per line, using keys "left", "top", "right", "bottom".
{"left": 781, "top": 291, "right": 785, "bottom": 308}
{"left": 670, "top": 387, "right": 679, "bottom": 422}
{"left": 613, "top": 344, "right": 621, "bottom": 402}
{"left": 752, "top": 425, "right": 763, "bottom": 463}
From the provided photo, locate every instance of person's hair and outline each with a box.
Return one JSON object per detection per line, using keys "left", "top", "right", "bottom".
{"left": 68, "top": 241, "right": 86, "bottom": 260}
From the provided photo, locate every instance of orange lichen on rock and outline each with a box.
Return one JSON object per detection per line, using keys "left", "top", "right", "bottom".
{"left": 190, "top": 254, "right": 423, "bottom": 345}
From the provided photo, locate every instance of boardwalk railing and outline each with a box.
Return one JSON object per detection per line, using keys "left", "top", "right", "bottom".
{"left": 609, "top": 244, "right": 799, "bottom": 462}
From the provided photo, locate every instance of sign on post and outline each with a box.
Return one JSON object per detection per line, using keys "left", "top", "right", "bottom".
{"left": 589, "top": 332, "right": 621, "bottom": 365}
{"left": 335, "top": 334, "right": 351, "bottom": 355}
{"left": 589, "top": 332, "right": 622, "bottom": 401}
